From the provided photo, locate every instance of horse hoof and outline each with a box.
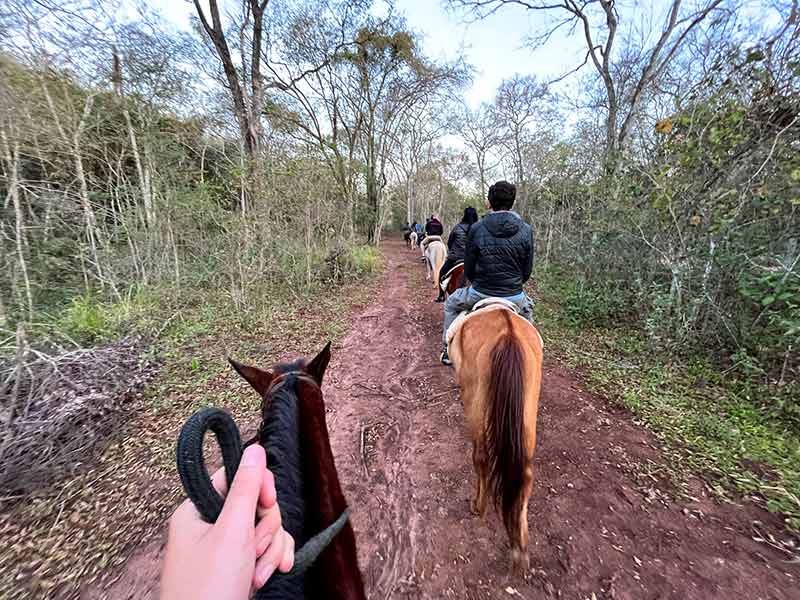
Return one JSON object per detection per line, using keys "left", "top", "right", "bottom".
{"left": 470, "top": 498, "right": 486, "bottom": 516}
{"left": 510, "top": 549, "right": 529, "bottom": 575}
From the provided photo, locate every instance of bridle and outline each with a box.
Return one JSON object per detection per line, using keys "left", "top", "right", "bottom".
{"left": 263, "top": 369, "right": 320, "bottom": 399}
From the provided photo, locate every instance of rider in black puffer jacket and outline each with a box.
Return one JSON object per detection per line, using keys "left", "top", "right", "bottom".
{"left": 465, "top": 209, "right": 533, "bottom": 297}
{"left": 440, "top": 181, "right": 535, "bottom": 366}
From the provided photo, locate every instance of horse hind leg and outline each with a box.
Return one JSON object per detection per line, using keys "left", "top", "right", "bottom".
{"left": 509, "top": 464, "right": 534, "bottom": 575}
{"left": 471, "top": 440, "right": 488, "bottom": 517}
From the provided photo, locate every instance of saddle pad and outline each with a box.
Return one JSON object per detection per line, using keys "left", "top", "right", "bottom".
{"left": 424, "top": 235, "right": 443, "bottom": 243}
{"left": 446, "top": 301, "right": 543, "bottom": 350}
{"left": 471, "top": 297, "right": 518, "bottom": 313}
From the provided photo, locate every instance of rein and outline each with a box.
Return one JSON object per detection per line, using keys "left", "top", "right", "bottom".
{"left": 175, "top": 372, "right": 350, "bottom": 582}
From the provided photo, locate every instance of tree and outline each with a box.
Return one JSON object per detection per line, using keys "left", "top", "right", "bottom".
{"left": 389, "top": 96, "right": 448, "bottom": 223}
{"left": 451, "top": 0, "right": 731, "bottom": 170}
{"left": 267, "top": 6, "right": 464, "bottom": 242}
{"left": 493, "top": 74, "right": 549, "bottom": 213}
{"left": 192, "top": 0, "right": 269, "bottom": 160}
{"left": 455, "top": 103, "right": 501, "bottom": 197}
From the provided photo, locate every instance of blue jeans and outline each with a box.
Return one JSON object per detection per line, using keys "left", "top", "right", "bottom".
{"left": 442, "top": 287, "right": 533, "bottom": 346}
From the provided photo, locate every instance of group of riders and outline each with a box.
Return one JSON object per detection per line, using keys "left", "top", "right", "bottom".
{"left": 403, "top": 180, "right": 535, "bottom": 366}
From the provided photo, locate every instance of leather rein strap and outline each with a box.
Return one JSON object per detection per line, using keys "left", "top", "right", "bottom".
{"left": 175, "top": 372, "right": 350, "bottom": 580}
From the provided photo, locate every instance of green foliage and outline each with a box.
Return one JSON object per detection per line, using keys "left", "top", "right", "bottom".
{"left": 324, "top": 245, "right": 384, "bottom": 282}
{"left": 529, "top": 38, "right": 799, "bottom": 400}
{"left": 57, "top": 295, "right": 112, "bottom": 344}
{"left": 0, "top": 48, "right": 384, "bottom": 345}
{"left": 561, "top": 279, "right": 632, "bottom": 327}
{"left": 346, "top": 245, "right": 383, "bottom": 275}
{"left": 53, "top": 288, "right": 161, "bottom": 345}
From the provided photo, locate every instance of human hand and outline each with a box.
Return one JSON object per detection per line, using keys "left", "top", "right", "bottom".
{"left": 161, "top": 444, "right": 295, "bottom": 600}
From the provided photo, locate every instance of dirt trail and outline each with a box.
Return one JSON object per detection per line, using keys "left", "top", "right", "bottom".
{"left": 93, "top": 239, "right": 798, "bottom": 600}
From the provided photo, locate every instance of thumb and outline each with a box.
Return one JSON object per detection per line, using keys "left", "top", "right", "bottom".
{"left": 217, "top": 444, "right": 265, "bottom": 533}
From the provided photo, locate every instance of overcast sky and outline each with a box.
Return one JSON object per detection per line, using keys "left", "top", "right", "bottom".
{"left": 149, "top": 0, "right": 608, "bottom": 108}
{"left": 151, "top": 0, "right": 781, "bottom": 109}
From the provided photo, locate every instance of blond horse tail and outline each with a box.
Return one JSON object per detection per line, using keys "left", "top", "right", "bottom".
{"left": 433, "top": 247, "right": 442, "bottom": 290}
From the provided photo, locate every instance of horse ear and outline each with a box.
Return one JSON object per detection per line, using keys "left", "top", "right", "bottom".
{"left": 306, "top": 341, "right": 332, "bottom": 385}
{"left": 228, "top": 358, "right": 274, "bottom": 397}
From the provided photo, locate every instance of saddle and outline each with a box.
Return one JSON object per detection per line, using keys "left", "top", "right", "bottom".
{"left": 445, "top": 297, "right": 523, "bottom": 346}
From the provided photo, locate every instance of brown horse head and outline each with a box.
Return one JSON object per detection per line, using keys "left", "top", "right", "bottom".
{"left": 444, "top": 262, "right": 466, "bottom": 297}
{"left": 227, "top": 342, "right": 366, "bottom": 600}
{"left": 228, "top": 341, "right": 331, "bottom": 399}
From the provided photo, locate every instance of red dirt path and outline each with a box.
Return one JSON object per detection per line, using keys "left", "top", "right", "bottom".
{"left": 91, "top": 239, "right": 798, "bottom": 600}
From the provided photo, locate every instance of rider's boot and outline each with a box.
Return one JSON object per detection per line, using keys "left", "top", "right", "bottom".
{"left": 440, "top": 345, "right": 452, "bottom": 366}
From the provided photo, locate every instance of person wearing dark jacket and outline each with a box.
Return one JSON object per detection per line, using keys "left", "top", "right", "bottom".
{"left": 440, "top": 181, "right": 534, "bottom": 365}
{"left": 420, "top": 215, "right": 445, "bottom": 260}
{"left": 435, "top": 207, "right": 478, "bottom": 302}
{"left": 425, "top": 215, "right": 444, "bottom": 237}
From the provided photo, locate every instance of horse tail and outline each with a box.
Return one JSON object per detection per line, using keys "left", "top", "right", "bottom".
{"left": 484, "top": 326, "right": 527, "bottom": 539}
{"left": 429, "top": 244, "right": 440, "bottom": 289}
{"left": 433, "top": 247, "right": 442, "bottom": 289}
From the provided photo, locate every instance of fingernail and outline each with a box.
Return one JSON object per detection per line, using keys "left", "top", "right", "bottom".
{"left": 241, "top": 445, "right": 262, "bottom": 467}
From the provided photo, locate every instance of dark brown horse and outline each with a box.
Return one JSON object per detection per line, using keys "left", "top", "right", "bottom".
{"left": 177, "top": 343, "right": 366, "bottom": 599}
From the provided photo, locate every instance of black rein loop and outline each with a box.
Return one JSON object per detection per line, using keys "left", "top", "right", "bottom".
{"left": 176, "top": 405, "right": 350, "bottom": 580}
{"left": 176, "top": 407, "right": 243, "bottom": 523}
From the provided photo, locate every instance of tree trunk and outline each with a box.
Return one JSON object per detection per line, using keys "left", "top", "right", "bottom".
{"left": 113, "top": 49, "right": 155, "bottom": 228}
{"left": 437, "top": 169, "right": 444, "bottom": 217}
{"left": 73, "top": 96, "right": 105, "bottom": 285}
{"left": 41, "top": 81, "right": 106, "bottom": 285}
{"left": 1, "top": 132, "right": 33, "bottom": 319}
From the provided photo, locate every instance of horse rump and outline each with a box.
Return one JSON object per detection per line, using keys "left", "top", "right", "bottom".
{"left": 442, "top": 262, "right": 465, "bottom": 297}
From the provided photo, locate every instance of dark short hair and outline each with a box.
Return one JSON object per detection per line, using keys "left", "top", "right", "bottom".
{"left": 488, "top": 181, "right": 516, "bottom": 210}
{"left": 462, "top": 207, "right": 478, "bottom": 225}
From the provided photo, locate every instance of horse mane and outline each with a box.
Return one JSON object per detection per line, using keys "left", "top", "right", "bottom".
{"left": 296, "top": 379, "right": 367, "bottom": 600}
{"left": 248, "top": 359, "right": 365, "bottom": 600}
{"left": 483, "top": 311, "right": 527, "bottom": 539}
{"left": 254, "top": 373, "right": 307, "bottom": 599}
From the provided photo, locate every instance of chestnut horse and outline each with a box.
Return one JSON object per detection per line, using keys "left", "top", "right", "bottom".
{"left": 441, "top": 262, "right": 466, "bottom": 298}
{"left": 447, "top": 306, "right": 543, "bottom": 574}
{"left": 176, "top": 343, "right": 366, "bottom": 600}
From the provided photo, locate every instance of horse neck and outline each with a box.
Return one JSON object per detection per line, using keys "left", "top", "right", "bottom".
{"left": 256, "top": 377, "right": 308, "bottom": 599}
{"left": 296, "top": 380, "right": 367, "bottom": 600}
